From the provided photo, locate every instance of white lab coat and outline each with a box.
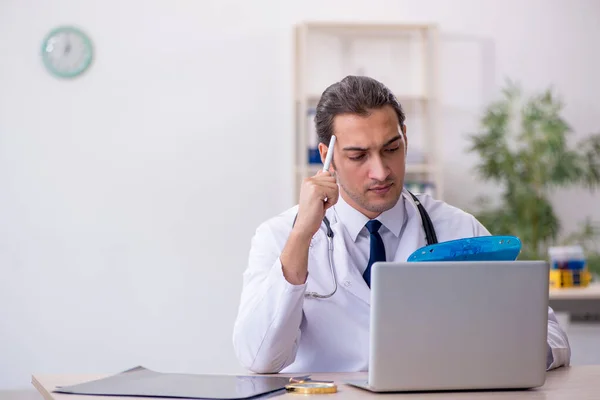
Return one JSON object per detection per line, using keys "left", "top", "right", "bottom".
{"left": 232, "top": 191, "right": 571, "bottom": 374}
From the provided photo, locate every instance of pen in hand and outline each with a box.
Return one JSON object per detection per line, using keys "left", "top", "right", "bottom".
{"left": 322, "top": 135, "right": 336, "bottom": 173}
{"left": 320, "top": 135, "right": 336, "bottom": 204}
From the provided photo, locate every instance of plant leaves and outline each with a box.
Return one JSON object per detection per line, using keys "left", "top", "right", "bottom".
{"left": 466, "top": 81, "right": 600, "bottom": 264}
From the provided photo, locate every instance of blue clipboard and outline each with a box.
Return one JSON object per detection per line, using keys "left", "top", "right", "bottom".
{"left": 407, "top": 236, "right": 522, "bottom": 262}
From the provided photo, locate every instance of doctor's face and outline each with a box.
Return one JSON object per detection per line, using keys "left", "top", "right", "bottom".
{"left": 323, "top": 105, "right": 407, "bottom": 219}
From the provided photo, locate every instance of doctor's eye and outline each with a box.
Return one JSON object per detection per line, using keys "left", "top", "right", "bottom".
{"left": 385, "top": 146, "right": 400, "bottom": 153}
{"left": 349, "top": 154, "right": 366, "bottom": 161}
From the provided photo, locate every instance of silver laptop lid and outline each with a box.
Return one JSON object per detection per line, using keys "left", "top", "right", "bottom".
{"left": 368, "top": 261, "right": 549, "bottom": 392}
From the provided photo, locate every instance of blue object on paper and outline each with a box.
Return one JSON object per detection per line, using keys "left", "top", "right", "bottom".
{"left": 407, "top": 236, "right": 522, "bottom": 262}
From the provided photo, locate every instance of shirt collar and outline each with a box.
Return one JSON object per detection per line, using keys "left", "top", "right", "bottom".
{"left": 334, "top": 190, "right": 405, "bottom": 241}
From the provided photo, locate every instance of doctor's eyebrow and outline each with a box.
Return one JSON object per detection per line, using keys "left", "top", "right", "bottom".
{"left": 342, "top": 135, "right": 402, "bottom": 152}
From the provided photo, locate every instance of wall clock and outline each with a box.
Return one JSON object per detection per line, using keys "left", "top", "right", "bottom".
{"left": 41, "top": 26, "right": 93, "bottom": 78}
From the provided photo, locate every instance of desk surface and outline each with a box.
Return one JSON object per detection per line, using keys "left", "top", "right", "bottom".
{"left": 32, "top": 365, "right": 600, "bottom": 400}
{"left": 549, "top": 282, "right": 600, "bottom": 300}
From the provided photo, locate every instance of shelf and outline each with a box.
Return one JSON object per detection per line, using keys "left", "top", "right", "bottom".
{"left": 407, "top": 163, "right": 435, "bottom": 174}
{"left": 299, "top": 22, "right": 435, "bottom": 37}
{"left": 293, "top": 22, "right": 443, "bottom": 201}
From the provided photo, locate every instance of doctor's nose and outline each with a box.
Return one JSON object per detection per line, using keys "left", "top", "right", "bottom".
{"left": 368, "top": 157, "right": 389, "bottom": 182}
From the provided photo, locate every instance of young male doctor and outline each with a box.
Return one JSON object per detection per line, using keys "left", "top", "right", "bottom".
{"left": 233, "top": 75, "right": 570, "bottom": 374}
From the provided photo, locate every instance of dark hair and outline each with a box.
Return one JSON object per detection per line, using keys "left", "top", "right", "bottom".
{"left": 314, "top": 75, "right": 406, "bottom": 145}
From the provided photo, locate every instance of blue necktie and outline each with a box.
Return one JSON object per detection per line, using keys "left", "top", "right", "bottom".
{"left": 363, "top": 220, "right": 386, "bottom": 288}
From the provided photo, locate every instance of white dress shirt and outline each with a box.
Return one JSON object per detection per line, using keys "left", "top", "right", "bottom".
{"left": 333, "top": 194, "right": 405, "bottom": 276}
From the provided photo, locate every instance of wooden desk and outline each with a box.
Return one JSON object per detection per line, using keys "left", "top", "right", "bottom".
{"left": 32, "top": 365, "right": 600, "bottom": 400}
{"left": 549, "top": 282, "right": 600, "bottom": 317}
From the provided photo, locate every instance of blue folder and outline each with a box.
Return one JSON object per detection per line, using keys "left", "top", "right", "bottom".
{"left": 407, "top": 236, "right": 522, "bottom": 262}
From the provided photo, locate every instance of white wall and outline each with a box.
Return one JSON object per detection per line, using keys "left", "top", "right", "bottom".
{"left": 1, "top": 0, "right": 599, "bottom": 390}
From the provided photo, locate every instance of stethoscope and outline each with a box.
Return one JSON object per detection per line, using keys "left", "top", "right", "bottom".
{"left": 296, "top": 189, "right": 438, "bottom": 299}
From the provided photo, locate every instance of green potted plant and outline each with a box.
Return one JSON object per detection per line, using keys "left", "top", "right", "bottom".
{"left": 466, "top": 80, "right": 600, "bottom": 278}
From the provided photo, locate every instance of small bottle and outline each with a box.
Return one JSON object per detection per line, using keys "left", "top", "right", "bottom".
{"left": 548, "top": 246, "right": 586, "bottom": 271}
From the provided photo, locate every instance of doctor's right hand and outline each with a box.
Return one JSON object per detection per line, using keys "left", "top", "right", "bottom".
{"left": 280, "top": 170, "right": 338, "bottom": 285}
{"left": 293, "top": 170, "right": 339, "bottom": 240}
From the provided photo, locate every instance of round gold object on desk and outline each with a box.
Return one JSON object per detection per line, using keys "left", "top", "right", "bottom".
{"left": 285, "top": 381, "right": 338, "bottom": 394}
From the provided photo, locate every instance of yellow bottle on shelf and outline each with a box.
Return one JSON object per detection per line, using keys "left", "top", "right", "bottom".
{"left": 548, "top": 246, "right": 591, "bottom": 289}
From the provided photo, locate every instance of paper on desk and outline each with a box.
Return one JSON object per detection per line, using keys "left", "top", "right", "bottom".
{"left": 53, "top": 366, "right": 290, "bottom": 400}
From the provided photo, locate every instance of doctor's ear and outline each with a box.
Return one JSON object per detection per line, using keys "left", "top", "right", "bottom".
{"left": 401, "top": 124, "right": 408, "bottom": 152}
{"left": 318, "top": 142, "right": 335, "bottom": 171}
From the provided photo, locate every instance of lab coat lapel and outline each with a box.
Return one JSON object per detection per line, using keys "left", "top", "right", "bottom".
{"left": 392, "top": 198, "right": 428, "bottom": 262}
{"left": 330, "top": 218, "right": 372, "bottom": 305}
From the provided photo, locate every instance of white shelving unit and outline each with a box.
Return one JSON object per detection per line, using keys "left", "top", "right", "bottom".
{"left": 293, "top": 22, "right": 443, "bottom": 202}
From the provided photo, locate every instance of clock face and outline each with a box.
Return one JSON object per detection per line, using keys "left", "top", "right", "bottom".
{"left": 41, "top": 26, "right": 93, "bottom": 78}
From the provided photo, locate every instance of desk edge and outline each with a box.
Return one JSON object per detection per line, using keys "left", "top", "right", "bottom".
{"left": 31, "top": 376, "right": 55, "bottom": 400}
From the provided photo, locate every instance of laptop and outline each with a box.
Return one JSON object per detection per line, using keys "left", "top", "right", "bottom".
{"left": 346, "top": 260, "right": 550, "bottom": 392}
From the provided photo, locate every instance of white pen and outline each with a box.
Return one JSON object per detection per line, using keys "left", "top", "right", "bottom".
{"left": 322, "top": 135, "right": 336, "bottom": 172}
